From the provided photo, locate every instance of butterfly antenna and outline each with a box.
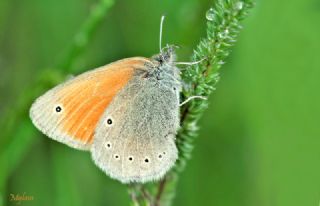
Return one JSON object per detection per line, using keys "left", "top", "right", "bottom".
{"left": 159, "top": 15, "right": 165, "bottom": 52}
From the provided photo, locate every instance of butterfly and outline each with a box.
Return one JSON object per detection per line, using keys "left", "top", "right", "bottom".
{"left": 29, "top": 16, "right": 203, "bottom": 183}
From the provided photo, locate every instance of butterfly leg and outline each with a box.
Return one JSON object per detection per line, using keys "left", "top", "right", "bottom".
{"left": 179, "top": 96, "right": 207, "bottom": 106}
{"left": 175, "top": 57, "right": 207, "bottom": 66}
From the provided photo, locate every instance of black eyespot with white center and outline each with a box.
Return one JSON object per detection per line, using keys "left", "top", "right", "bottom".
{"left": 105, "top": 118, "right": 114, "bottom": 127}
{"left": 55, "top": 106, "right": 62, "bottom": 113}
{"left": 105, "top": 142, "right": 111, "bottom": 149}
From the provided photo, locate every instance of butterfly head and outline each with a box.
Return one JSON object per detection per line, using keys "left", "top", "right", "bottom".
{"left": 152, "top": 45, "right": 177, "bottom": 66}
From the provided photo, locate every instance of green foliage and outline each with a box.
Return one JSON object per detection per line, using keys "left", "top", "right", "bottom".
{"left": 178, "top": 0, "right": 254, "bottom": 173}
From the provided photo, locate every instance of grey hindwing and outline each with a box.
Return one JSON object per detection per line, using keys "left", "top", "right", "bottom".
{"left": 91, "top": 64, "right": 181, "bottom": 183}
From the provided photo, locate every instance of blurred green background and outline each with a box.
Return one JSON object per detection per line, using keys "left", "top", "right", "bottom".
{"left": 1, "top": 0, "right": 320, "bottom": 205}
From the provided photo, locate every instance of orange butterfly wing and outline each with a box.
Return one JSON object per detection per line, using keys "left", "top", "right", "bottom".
{"left": 30, "top": 57, "right": 151, "bottom": 150}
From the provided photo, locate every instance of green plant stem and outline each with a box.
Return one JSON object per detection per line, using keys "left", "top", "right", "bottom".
{"left": 58, "top": 0, "right": 115, "bottom": 72}
{"left": 127, "top": 0, "right": 254, "bottom": 205}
